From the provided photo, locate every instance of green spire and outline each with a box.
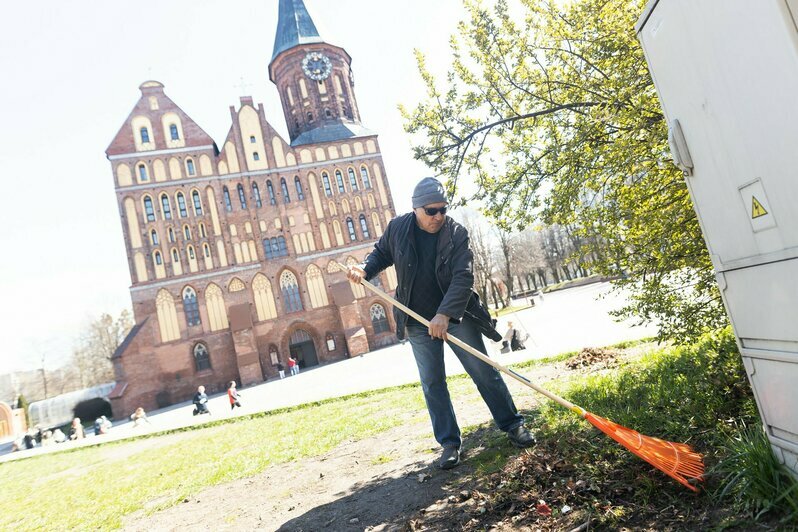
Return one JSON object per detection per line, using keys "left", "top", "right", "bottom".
{"left": 272, "top": 0, "right": 324, "bottom": 62}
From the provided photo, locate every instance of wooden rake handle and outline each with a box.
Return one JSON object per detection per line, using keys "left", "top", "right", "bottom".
{"left": 336, "top": 262, "right": 583, "bottom": 416}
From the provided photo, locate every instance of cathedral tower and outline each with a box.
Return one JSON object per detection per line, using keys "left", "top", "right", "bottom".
{"left": 268, "top": 0, "right": 368, "bottom": 145}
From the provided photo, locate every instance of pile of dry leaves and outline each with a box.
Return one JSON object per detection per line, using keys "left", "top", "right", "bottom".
{"left": 565, "top": 348, "right": 620, "bottom": 371}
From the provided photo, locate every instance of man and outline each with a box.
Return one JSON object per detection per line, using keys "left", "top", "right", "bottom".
{"left": 346, "top": 177, "right": 535, "bottom": 470}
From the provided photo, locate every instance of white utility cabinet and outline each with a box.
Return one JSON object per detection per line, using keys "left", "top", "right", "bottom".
{"left": 637, "top": 0, "right": 798, "bottom": 475}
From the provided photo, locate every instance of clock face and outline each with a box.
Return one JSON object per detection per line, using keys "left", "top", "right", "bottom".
{"left": 301, "top": 52, "right": 332, "bottom": 81}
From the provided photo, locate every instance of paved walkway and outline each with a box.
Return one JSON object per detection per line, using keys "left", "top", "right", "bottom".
{"left": 1, "top": 281, "right": 657, "bottom": 463}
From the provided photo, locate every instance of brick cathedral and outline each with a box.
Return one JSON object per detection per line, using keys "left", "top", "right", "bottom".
{"left": 106, "top": 0, "right": 399, "bottom": 417}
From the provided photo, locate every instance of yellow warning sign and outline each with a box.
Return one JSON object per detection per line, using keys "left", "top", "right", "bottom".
{"left": 751, "top": 196, "right": 768, "bottom": 219}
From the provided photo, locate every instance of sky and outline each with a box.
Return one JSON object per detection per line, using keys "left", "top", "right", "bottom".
{"left": 0, "top": 0, "right": 466, "bottom": 372}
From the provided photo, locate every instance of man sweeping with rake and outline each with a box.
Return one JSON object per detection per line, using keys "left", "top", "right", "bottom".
{"left": 346, "top": 178, "right": 705, "bottom": 490}
{"left": 347, "top": 177, "right": 536, "bottom": 470}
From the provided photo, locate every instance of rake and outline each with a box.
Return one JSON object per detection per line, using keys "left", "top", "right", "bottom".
{"left": 337, "top": 262, "right": 705, "bottom": 491}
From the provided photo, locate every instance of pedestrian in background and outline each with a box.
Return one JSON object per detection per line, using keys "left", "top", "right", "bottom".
{"left": 228, "top": 381, "right": 242, "bottom": 410}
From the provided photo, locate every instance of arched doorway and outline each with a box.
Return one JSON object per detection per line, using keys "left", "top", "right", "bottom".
{"left": 0, "top": 401, "right": 13, "bottom": 438}
{"left": 289, "top": 329, "right": 318, "bottom": 369}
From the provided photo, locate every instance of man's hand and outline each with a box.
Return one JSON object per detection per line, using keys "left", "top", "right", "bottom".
{"left": 346, "top": 265, "right": 366, "bottom": 285}
{"left": 428, "top": 313, "right": 450, "bottom": 340}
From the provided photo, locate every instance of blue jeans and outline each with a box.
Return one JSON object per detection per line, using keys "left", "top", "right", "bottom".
{"left": 406, "top": 318, "right": 524, "bottom": 449}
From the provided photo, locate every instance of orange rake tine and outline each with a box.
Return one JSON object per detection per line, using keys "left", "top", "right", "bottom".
{"left": 337, "top": 262, "right": 706, "bottom": 491}
{"left": 584, "top": 413, "right": 704, "bottom": 491}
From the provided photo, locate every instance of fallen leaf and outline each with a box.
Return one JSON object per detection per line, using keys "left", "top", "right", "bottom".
{"left": 536, "top": 502, "right": 552, "bottom": 516}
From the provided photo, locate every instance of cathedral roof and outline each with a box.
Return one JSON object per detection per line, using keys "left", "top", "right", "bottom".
{"left": 106, "top": 82, "right": 216, "bottom": 156}
{"left": 271, "top": 0, "right": 324, "bottom": 62}
{"left": 291, "top": 121, "right": 377, "bottom": 147}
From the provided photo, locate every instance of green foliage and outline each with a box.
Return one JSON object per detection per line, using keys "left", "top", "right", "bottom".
{"left": 542, "top": 328, "right": 753, "bottom": 441}
{"left": 714, "top": 423, "right": 798, "bottom": 523}
{"left": 532, "top": 328, "right": 798, "bottom": 523}
{"left": 401, "top": 0, "right": 728, "bottom": 342}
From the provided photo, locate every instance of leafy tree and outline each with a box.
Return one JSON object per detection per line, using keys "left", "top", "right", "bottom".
{"left": 72, "top": 310, "right": 134, "bottom": 387}
{"left": 401, "top": 0, "right": 727, "bottom": 340}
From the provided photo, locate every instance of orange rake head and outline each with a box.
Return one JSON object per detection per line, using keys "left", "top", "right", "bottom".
{"left": 584, "top": 412, "right": 705, "bottom": 492}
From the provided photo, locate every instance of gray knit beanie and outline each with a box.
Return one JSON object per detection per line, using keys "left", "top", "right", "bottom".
{"left": 412, "top": 177, "right": 447, "bottom": 208}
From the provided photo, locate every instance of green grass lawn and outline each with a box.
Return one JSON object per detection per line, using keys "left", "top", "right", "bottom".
{"left": 0, "top": 349, "right": 572, "bottom": 531}
{"left": 0, "top": 387, "right": 430, "bottom": 530}
{"left": 3, "top": 332, "right": 793, "bottom": 530}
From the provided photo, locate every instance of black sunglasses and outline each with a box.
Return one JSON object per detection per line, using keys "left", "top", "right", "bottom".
{"left": 423, "top": 206, "right": 448, "bottom": 216}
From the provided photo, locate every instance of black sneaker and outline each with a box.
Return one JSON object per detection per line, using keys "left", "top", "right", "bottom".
{"left": 507, "top": 425, "right": 536, "bottom": 448}
{"left": 439, "top": 446, "right": 460, "bottom": 469}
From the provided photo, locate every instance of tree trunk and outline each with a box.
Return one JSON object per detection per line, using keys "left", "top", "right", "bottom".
{"left": 489, "top": 280, "right": 500, "bottom": 309}
{"left": 562, "top": 264, "right": 573, "bottom": 281}
{"left": 536, "top": 268, "right": 548, "bottom": 287}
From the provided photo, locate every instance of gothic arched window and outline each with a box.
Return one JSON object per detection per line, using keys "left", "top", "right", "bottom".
{"left": 346, "top": 218, "right": 357, "bottom": 242}
{"left": 194, "top": 343, "right": 211, "bottom": 371}
{"left": 294, "top": 176, "right": 304, "bottom": 200}
{"left": 169, "top": 124, "right": 179, "bottom": 140}
{"left": 143, "top": 195, "right": 155, "bottom": 222}
{"left": 183, "top": 287, "right": 201, "bottom": 327}
{"left": 348, "top": 168, "right": 359, "bottom": 191}
{"left": 140, "top": 127, "right": 150, "bottom": 144}
{"left": 280, "top": 270, "right": 303, "bottom": 313}
{"left": 161, "top": 194, "right": 172, "bottom": 220}
{"left": 192, "top": 190, "right": 203, "bottom": 215}
{"left": 223, "top": 186, "right": 232, "bottom": 212}
{"left": 359, "top": 214, "right": 370, "bottom": 239}
{"left": 370, "top": 304, "right": 390, "bottom": 334}
{"left": 176, "top": 192, "right": 188, "bottom": 218}
{"left": 154, "top": 250, "right": 163, "bottom": 265}
{"left": 321, "top": 172, "right": 333, "bottom": 197}
{"left": 138, "top": 164, "right": 148, "bottom": 182}
{"left": 150, "top": 229, "right": 159, "bottom": 246}
{"left": 335, "top": 170, "right": 345, "bottom": 193}
{"left": 360, "top": 166, "right": 371, "bottom": 189}
{"left": 185, "top": 158, "right": 196, "bottom": 176}
{"left": 183, "top": 225, "right": 191, "bottom": 240}
{"left": 168, "top": 227, "right": 176, "bottom": 243}
{"left": 281, "top": 178, "right": 291, "bottom": 203}
{"left": 252, "top": 183, "right": 262, "bottom": 208}
{"left": 266, "top": 180, "right": 276, "bottom": 205}
{"left": 237, "top": 183, "right": 247, "bottom": 209}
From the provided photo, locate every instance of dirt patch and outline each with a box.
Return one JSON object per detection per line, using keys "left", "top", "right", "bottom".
{"left": 123, "top": 351, "right": 648, "bottom": 531}
{"left": 123, "top": 413, "right": 508, "bottom": 531}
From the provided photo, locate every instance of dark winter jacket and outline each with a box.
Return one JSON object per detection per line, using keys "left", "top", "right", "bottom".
{"left": 362, "top": 213, "right": 501, "bottom": 341}
{"left": 193, "top": 392, "right": 208, "bottom": 406}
